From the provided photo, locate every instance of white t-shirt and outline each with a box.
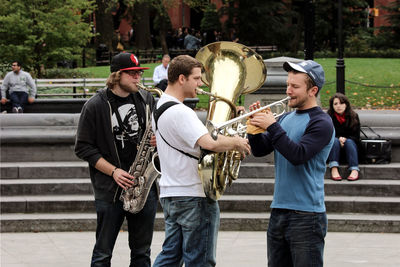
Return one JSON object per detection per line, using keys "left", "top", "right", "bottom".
{"left": 152, "top": 64, "right": 168, "bottom": 84}
{"left": 152, "top": 93, "right": 209, "bottom": 198}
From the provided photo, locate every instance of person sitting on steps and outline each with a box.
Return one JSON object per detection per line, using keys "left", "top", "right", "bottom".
{"left": 327, "top": 93, "right": 361, "bottom": 181}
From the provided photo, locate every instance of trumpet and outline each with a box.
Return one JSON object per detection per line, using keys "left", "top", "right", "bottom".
{"left": 206, "top": 96, "right": 291, "bottom": 139}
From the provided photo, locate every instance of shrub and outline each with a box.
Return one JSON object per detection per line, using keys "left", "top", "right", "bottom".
{"left": 43, "top": 68, "right": 92, "bottom": 79}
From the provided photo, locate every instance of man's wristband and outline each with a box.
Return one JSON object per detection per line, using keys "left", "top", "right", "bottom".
{"left": 111, "top": 167, "right": 118, "bottom": 177}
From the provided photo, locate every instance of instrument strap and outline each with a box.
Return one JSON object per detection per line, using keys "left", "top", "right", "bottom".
{"left": 153, "top": 101, "right": 199, "bottom": 161}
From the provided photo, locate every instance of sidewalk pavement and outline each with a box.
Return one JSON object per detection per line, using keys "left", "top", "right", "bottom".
{"left": 1, "top": 231, "right": 400, "bottom": 267}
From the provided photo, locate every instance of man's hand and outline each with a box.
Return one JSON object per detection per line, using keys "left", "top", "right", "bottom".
{"left": 112, "top": 168, "right": 136, "bottom": 190}
{"left": 248, "top": 101, "right": 276, "bottom": 130}
{"left": 28, "top": 97, "right": 35, "bottom": 104}
{"left": 1, "top": 98, "right": 8, "bottom": 105}
{"left": 233, "top": 135, "right": 251, "bottom": 158}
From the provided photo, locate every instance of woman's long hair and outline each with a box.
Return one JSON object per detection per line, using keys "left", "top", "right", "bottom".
{"left": 327, "top": 93, "right": 359, "bottom": 130}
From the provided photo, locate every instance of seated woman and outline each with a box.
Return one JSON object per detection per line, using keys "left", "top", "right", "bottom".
{"left": 327, "top": 93, "right": 360, "bottom": 181}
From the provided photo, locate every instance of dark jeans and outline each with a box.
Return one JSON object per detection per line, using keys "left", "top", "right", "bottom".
{"left": 267, "top": 208, "right": 327, "bottom": 267}
{"left": 9, "top": 91, "right": 28, "bottom": 111}
{"left": 328, "top": 138, "right": 360, "bottom": 171}
{"left": 91, "top": 184, "right": 158, "bottom": 267}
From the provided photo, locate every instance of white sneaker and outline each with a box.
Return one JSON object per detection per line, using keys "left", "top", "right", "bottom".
{"left": 12, "top": 107, "right": 18, "bottom": 113}
{"left": 17, "top": 107, "right": 23, "bottom": 113}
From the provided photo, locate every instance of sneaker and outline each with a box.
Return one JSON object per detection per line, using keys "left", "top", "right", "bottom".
{"left": 12, "top": 107, "right": 18, "bottom": 113}
{"left": 17, "top": 107, "right": 23, "bottom": 113}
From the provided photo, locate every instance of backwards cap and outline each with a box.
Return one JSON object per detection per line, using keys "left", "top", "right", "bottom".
{"left": 283, "top": 60, "right": 325, "bottom": 91}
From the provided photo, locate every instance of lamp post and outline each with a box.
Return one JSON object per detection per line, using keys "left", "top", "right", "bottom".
{"left": 336, "top": 0, "right": 345, "bottom": 94}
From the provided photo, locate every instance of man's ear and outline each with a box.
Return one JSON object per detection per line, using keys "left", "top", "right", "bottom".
{"left": 309, "top": 86, "right": 319, "bottom": 97}
{"left": 178, "top": 74, "right": 186, "bottom": 85}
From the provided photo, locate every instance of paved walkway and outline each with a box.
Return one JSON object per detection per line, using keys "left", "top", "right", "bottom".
{"left": 1, "top": 231, "right": 400, "bottom": 266}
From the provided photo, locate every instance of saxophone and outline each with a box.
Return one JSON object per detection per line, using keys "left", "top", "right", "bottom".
{"left": 119, "top": 83, "right": 162, "bottom": 213}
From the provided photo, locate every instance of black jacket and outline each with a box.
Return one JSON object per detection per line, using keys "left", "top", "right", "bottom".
{"left": 75, "top": 87, "right": 155, "bottom": 202}
{"left": 330, "top": 113, "right": 361, "bottom": 143}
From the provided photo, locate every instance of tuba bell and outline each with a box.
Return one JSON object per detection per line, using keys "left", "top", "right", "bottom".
{"left": 195, "top": 41, "right": 267, "bottom": 200}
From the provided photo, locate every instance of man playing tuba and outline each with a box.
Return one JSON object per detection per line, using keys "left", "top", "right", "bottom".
{"left": 152, "top": 55, "right": 250, "bottom": 267}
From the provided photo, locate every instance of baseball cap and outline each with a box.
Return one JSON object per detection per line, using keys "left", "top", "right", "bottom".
{"left": 110, "top": 52, "right": 150, "bottom": 73}
{"left": 283, "top": 60, "right": 325, "bottom": 91}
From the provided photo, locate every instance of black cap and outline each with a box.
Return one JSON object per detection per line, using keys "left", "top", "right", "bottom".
{"left": 110, "top": 53, "right": 150, "bottom": 73}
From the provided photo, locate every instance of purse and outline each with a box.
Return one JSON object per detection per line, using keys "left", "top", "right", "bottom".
{"left": 360, "top": 126, "right": 392, "bottom": 164}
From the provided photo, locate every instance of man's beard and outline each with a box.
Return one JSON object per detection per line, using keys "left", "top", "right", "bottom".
{"left": 289, "top": 95, "right": 307, "bottom": 109}
{"left": 119, "top": 81, "right": 138, "bottom": 94}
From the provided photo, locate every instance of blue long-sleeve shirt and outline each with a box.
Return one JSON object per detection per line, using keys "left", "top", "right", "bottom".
{"left": 248, "top": 106, "right": 334, "bottom": 212}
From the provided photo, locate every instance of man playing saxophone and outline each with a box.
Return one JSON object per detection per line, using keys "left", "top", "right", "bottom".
{"left": 152, "top": 55, "right": 251, "bottom": 267}
{"left": 75, "top": 52, "right": 158, "bottom": 267}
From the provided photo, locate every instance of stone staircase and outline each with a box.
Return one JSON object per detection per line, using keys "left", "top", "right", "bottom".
{"left": 1, "top": 160, "right": 400, "bottom": 233}
{"left": 1, "top": 112, "right": 400, "bottom": 233}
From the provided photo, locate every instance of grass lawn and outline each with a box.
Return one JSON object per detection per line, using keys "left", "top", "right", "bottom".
{"left": 317, "top": 58, "right": 400, "bottom": 109}
{"left": 77, "top": 58, "right": 400, "bottom": 110}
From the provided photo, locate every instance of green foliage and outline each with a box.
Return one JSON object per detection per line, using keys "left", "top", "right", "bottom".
{"left": 375, "top": 0, "right": 400, "bottom": 49}
{"left": 0, "top": 0, "right": 95, "bottom": 77}
{"left": 314, "top": 0, "right": 369, "bottom": 51}
{"left": 222, "top": 0, "right": 292, "bottom": 48}
{"left": 200, "top": 3, "right": 221, "bottom": 32}
{"left": 42, "top": 68, "right": 92, "bottom": 79}
{"left": 345, "top": 28, "right": 374, "bottom": 53}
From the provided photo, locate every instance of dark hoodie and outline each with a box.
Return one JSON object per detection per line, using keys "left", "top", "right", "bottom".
{"left": 75, "top": 87, "right": 155, "bottom": 202}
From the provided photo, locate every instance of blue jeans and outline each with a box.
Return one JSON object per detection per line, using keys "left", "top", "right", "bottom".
{"left": 91, "top": 184, "right": 158, "bottom": 267}
{"left": 153, "top": 197, "right": 220, "bottom": 267}
{"left": 267, "top": 208, "right": 327, "bottom": 267}
{"left": 9, "top": 91, "right": 28, "bottom": 111}
{"left": 328, "top": 138, "right": 360, "bottom": 171}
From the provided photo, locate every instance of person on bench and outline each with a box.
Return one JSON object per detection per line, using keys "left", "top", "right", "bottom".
{"left": 327, "top": 93, "right": 361, "bottom": 181}
{"left": 152, "top": 54, "right": 170, "bottom": 91}
{"left": 1, "top": 61, "right": 36, "bottom": 113}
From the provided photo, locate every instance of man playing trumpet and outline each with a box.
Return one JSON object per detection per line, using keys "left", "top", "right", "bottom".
{"left": 247, "top": 60, "right": 335, "bottom": 267}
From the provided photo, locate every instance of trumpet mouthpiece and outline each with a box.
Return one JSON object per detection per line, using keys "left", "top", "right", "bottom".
{"left": 195, "top": 88, "right": 205, "bottom": 94}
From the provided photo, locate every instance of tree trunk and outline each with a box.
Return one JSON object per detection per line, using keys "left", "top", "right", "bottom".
{"left": 133, "top": 1, "right": 153, "bottom": 49}
{"left": 159, "top": 11, "right": 169, "bottom": 54}
{"left": 95, "top": 0, "right": 115, "bottom": 52}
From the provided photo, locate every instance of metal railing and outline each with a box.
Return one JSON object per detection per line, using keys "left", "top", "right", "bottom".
{"left": 0, "top": 77, "right": 155, "bottom": 98}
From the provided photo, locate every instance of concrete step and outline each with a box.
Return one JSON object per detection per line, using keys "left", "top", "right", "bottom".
{"left": 1, "top": 161, "right": 89, "bottom": 179}
{"left": 2, "top": 161, "right": 400, "bottom": 180}
{"left": 1, "top": 212, "right": 399, "bottom": 233}
{"left": 2, "top": 177, "right": 399, "bottom": 197}
{"left": 224, "top": 178, "right": 400, "bottom": 197}
{"left": 239, "top": 162, "right": 400, "bottom": 180}
{"left": 1, "top": 144, "right": 79, "bottom": 162}
{"left": 0, "top": 178, "right": 93, "bottom": 195}
{"left": 2, "top": 194, "right": 399, "bottom": 215}
{"left": 218, "top": 195, "right": 400, "bottom": 214}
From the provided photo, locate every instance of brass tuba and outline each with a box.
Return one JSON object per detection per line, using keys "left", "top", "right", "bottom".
{"left": 195, "top": 41, "right": 267, "bottom": 200}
